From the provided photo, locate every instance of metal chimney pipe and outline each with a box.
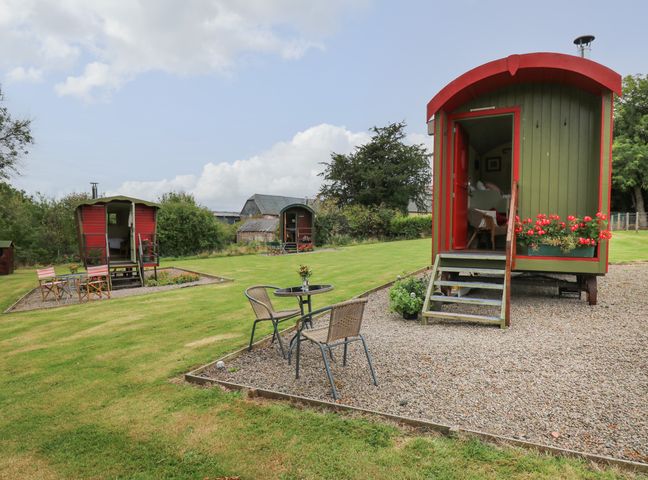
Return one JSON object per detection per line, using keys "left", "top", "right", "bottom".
{"left": 573, "top": 35, "right": 595, "bottom": 58}
{"left": 91, "top": 182, "right": 98, "bottom": 199}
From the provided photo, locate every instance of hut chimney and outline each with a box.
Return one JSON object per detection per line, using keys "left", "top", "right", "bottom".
{"left": 91, "top": 182, "right": 98, "bottom": 199}
{"left": 573, "top": 35, "right": 595, "bottom": 58}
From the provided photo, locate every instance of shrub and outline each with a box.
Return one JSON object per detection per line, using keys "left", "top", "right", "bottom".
{"left": 145, "top": 270, "right": 199, "bottom": 287}
{"left": 389, "top": 275, "right": 428, "bottom": 317}
{"left": 314, "top": 201, "right": 401, "bottom": 244}
{"left": 389, "top": 215, "right": 432, "bottom": 239}
{"left": 157, "top": 192, "right": 227, "bottom": 257}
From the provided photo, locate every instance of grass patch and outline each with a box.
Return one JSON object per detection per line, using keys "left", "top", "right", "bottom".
{"left": 0, "top": 239, "right": 642, "bottom": 479}
{"left": 609, "top": 231, "right": 648, "bottom": 263}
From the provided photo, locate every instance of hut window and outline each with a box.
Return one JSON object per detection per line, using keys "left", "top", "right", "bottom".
{"left": 108, "top": 213, "right": 118, "bottom": 225}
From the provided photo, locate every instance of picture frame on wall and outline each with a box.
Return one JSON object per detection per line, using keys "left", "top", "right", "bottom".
{"left": 486, "top": 156, "right": 501, "bottom": 172}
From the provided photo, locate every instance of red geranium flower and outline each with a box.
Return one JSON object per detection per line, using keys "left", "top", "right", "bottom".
{"left": 567, "top": 215, "right": 576, "bottom": 222}
{"left": 583, "top": 216, "right": 592, "bottom": 222}
{"left": 526, "top": 229, "right": 534, "bottom": 235}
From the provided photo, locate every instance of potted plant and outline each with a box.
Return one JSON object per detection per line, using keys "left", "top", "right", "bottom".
{"left": 298, "top": 264, "right": 312, "bottom": 291}
{"left": 389, "top": 275, "right": 426, "bottom": 320}
{"left": 515, "top": 212, "right": 611, "bottom": 257}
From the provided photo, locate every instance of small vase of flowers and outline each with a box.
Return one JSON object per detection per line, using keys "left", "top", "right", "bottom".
{"left": 298, "top": 265, "right": 312, "bottom": 291}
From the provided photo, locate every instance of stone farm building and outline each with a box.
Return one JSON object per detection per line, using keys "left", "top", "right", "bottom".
{"left": 236, "top": 194, "right": 316, "bottom": 249}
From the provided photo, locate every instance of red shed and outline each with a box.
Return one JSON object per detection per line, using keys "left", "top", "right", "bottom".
{"left": 0, "top": 240, "right": 15, "bottom": 275}
{"left": 75, "top": 196, "right": 160, "bottom": 286}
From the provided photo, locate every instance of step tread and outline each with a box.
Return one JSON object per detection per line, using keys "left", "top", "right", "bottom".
{"left": 422, "top": 310, "right": 502, "bottom": 324}
{"left": 439, "top": 252, "right": 506, "bottom": 261}
{"left": 434, "top": 280, "right": 504, "bottom": 290}
{"left": 429, "top": 295, "right": 502, "bottom": 306}
{"left": 437, "top": 266, "right": 505, "bottom": 275}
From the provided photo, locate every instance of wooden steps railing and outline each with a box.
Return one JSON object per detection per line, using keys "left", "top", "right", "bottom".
{"left": 421, "top": 181, "right": 519, "bottom": 328}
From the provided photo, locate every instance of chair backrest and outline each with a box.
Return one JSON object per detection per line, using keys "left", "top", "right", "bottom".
{"left": 326, "top": 298, "right": 368, "bottom": 343}
{"left": 245, "top": 286, "right": 275, "bottom": 319}
{"left": 87, "top": 265, "right": 109, "bottom": 278}
{"left": 37, "top": 266, "right": 56, "bottom": 280}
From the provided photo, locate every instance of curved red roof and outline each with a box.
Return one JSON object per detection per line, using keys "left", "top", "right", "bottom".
{"left": 426, "top": 52, "right": 622, "bottom": 121}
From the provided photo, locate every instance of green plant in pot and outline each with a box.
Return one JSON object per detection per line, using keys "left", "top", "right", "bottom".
{"left": 389, "top": 276, "right": 426, "bottom": 320}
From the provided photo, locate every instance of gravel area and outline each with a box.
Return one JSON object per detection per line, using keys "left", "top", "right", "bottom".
{"left": 199, "top": 264, "right": 648, "bottom": 463}
{"left": 7, "top": 268, "right": 227, "bottom": 313}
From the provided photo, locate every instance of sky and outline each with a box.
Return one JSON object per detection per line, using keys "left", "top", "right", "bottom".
{"left": 2, "top": 0, "right": 647, "bottom": 211}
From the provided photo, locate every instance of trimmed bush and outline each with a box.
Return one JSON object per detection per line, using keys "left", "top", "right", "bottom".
{"left": 390, "top": 215, "right": 432, "bottom": 239}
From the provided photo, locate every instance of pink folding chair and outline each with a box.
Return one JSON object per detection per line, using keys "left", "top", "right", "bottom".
{"left": 37, "top": 267, "right": 66, "bottom": 302}
{"left": 78, "top": 265, "right": 112, "bottom": 302}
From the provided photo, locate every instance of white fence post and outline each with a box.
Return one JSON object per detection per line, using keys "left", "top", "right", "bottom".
{"left": 636, "top": 212, "right": 640, "bottom": 232}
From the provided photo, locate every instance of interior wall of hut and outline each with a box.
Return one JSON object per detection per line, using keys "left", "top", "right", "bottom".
{"left": 106, "top": 202, "right": 132, "bottom": 260}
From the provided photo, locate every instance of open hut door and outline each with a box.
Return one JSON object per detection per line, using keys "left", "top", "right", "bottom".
{"left": 452, "top": 124, "right": 469, "bottom": 250}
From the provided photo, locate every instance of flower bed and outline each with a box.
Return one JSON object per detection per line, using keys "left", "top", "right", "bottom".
{"left": 515, "top": 212, "right": 611, "bottom": 256}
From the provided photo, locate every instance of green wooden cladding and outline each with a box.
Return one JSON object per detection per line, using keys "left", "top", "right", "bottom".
{"left": 457, "top": 84, "right": 601, "bottom": 219}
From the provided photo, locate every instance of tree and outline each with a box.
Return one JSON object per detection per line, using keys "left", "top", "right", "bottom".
{"left": 319, "top": 122, "right": 431, "bottom": 212}
{"left": 0, "top": 183, "right": 87, "bottom": 264}
{"left": 157, "top": 192, "right": 227, "bottom": 257}
{"left": 0, "top": 86, "right": 33, "bottom": 180}
{"left": 613, "top": 74, "right": 648, "bottom": 219}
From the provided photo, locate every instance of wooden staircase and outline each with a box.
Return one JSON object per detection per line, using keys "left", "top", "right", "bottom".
{"left": 422, "top": 181, "right": 518, "bottom": 328}
{"left": 422, "top": 252, "right": 508, "bottom": 327}
{"left": 282, "top": 242, "right": 298, "bottom": 254}
{"left": 109, "top": 262, "right": 143, "bottom": 290}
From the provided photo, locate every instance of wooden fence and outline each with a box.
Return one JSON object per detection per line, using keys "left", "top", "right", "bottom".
{"left": 609, "top": 212, "right": 648, "bottom": 231}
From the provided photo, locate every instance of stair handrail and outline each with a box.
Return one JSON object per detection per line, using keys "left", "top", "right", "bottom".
{"left": 105, "top": 233, "right": 111, "bottom": 268}
{"left": 136, "top": 233, "right": 146, "bottom": 282}
{"left": 503, "top": 181, "right": 519, "bottom": 327}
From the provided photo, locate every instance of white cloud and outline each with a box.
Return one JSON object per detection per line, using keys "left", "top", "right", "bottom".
{"left": 5, "top": 66, "right": 43, "bottom": 83}
{"left": 107, "top": 124, "right": 371, "bottom": 210}
{"left": 0, "top": 0, "right": 367, "bottom": 99}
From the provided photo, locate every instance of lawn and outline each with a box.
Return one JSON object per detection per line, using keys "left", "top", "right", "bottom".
{"left": 0, "top": 238, "right": 644, "bottom": 479}
{"left": 609, "top": 230, "right": 648, "bottom": 263}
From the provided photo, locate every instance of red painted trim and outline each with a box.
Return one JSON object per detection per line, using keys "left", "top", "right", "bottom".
{"left": 605, "top": 94, "right": 614, "bottom": 273}
{"left": 444, "top": 114, "right": 452, "bottom": 251}
{"left": 598, "top": 96, "right": 606, "bottom": 214}
{"left": 515, "top": 255, "right": 600, "bottom": 262}
{"left": 426, "top": 52, "right": 622, "bottom": 120}
{"left": 444, "top": 108, "right": 521, "bottom": 252}
{"left": 431, "top": 114, "right": 443, "bottom": 260}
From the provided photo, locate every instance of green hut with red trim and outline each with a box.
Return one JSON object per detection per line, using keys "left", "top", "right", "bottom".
{"left": 422, "top": 52, "right": 621, "bottom": 327}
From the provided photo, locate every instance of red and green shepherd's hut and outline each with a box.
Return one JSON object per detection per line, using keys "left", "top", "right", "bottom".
{"left": 422, "top": 52, "right": 622, "bottom": 327}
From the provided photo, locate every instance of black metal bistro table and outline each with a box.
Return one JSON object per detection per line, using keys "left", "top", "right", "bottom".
{"left": 274, "top": 284, "right": 334, "bottom": 375}
{"left": 274, "top": 284, "right": 334, "bottom": 328}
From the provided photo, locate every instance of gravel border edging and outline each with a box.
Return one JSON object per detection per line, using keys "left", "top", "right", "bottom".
{"left": 3, "top": 267, "right": 233, "bottom": 314}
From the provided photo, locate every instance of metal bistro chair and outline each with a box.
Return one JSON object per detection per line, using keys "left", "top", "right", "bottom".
{"left": 291, "top": 297, "right": 377, "bottom": 400}
{"left": 245, "top": 285, "right": 300, "bottom": 358}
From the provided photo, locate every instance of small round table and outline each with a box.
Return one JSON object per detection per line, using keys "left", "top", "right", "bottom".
{"left": 56, "top": 273, "right": 88, "bottom": 299}
{"left": 274, "top": 284, "right": 333, "bottom": 328}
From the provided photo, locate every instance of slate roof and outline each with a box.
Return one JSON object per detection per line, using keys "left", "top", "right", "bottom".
{"left": 212, "top": 211, "right": 240, "bottom": 217}
{"left": 237, "top": 217, "right": 279, "bottom": 233}
{"left": 243, "top": 194, "right": 308, "bottom": 216}
{"left": 0, "top": 240, "right": 14, "bottom": 248}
